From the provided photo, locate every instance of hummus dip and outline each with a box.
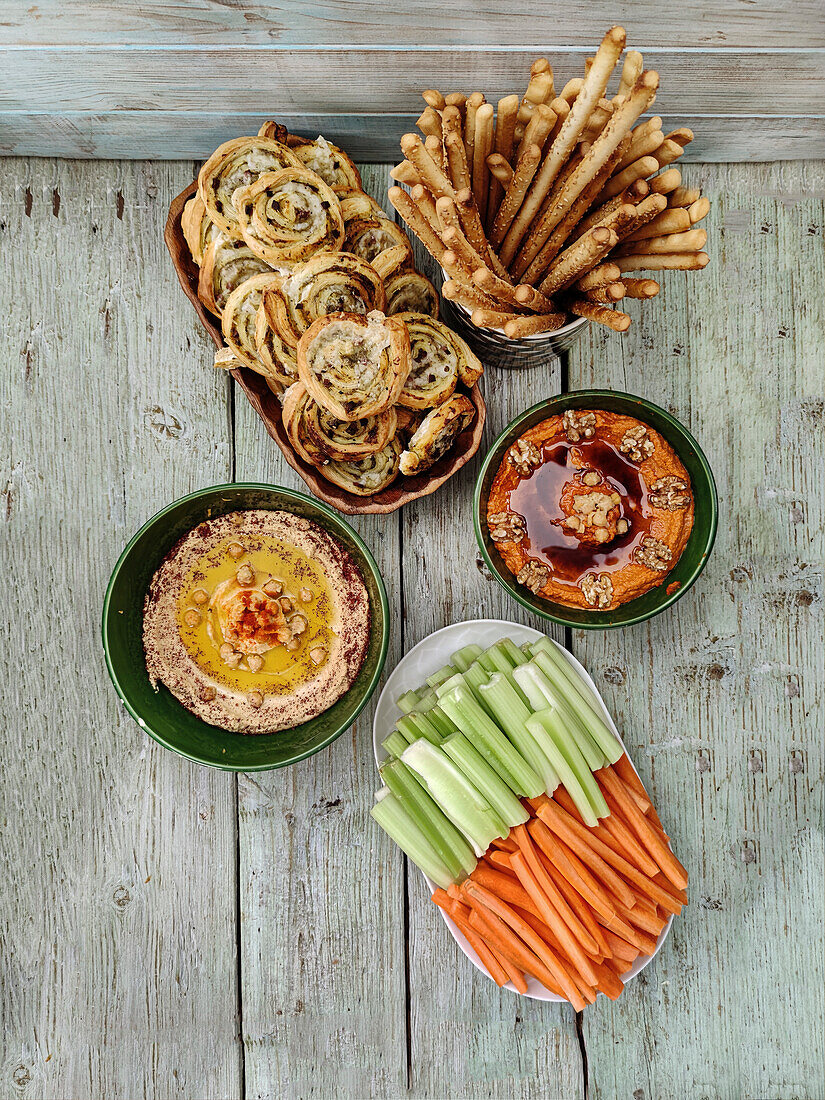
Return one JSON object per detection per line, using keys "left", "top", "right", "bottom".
{"left": 486, "top": 409, "right": 694, "bottom": 611}
{"left": 143, "top": 509, "right": 370, "bottom": 732}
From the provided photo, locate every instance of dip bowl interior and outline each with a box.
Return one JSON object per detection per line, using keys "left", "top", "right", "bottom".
{"left": 102, "top": 483, "right": 389, "bottom": 770}
{"left": 474, "top": 391, "right": 718, "bottom": 629}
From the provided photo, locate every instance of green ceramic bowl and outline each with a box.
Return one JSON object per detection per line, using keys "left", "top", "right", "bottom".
{"left": 474, "top": 391, "right": 718, "bottom": 629}
{"left": 102, "top": 483, "right": 389, "bottom": 770}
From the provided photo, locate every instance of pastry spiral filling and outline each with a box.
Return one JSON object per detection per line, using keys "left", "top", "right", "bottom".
{"left": 395, "top": 313, "right": 482, "bottom": 410}
{"left": 322, "top": 438, "right": 403, "bottom": 496}
{"left": 235, "top": 168, "right": 345, "bottom": 264}
{"left": 222, "top": 272, "right": 284, "bottom": 371}
{"left": 385, "top": 272, "right": 439, "bottom": 318}
{"left": 198, "top": 237, "right": 275, "bottom": 316}
{"left": 292, "top": 136, "right": 363, "bottom": 196}
{"left": 399, "top": 394, "right": 476, "bottom": 475}
{"left": 198, "top": 136, "right": 302, "bottom": 235}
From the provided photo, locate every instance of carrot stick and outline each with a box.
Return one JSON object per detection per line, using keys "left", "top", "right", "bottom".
{"left": 432, "top": 887, "right": 469, "bottom": 917}
{"left": 546, "top": 792, "right": 684, "bottom": 915}
{"left": 512, "top": 825, "right": 601, "bottom": 956}
{"left": 613, "top": 754, "right": 652, "bottom": 812}
{"left": 488, "top": 849, "right": 517, "bottom": 872}
{"left": 612, "top": 896, "right": 666, "bottom": 937}
{"left": 510, "top": 847, "right": 600, "bottom": 987}
{"left": 603, "top": 928, "right": 639, "bottom": 963}
{"left": 540, "top": 852, "right": 613, "bottom": 958}
{"left": 470, "top": 865, "right": 544, "bottom": 920}
{"left": 604, "top": 954, "right": 635, "bottom": 976}
{"left": 451, "top": 909, "right": 515, "bottom": 988}
{"left": 491, "top": 834, "right": 518, "bottom": 852}
{"left": 468, "top": 902, "right": 564, "bottom": 997}
{"left": 534, "top": 801, "right": 637, "bottom": 909}
{"left": 509, "top": 906, "right": 598, "bottom": 1005}
{"left": 591, "top": 959, "right": 625, "bottom": 1000}
{"left": 597, "top": 766, "right": 688, "bottom": 890}
{"left": 528, "top": 819, "right": 618, "bottom": 923}
{"left": 463, "top": 881, "right": 586, "bottom": 1009}
{"left": 653, "top": 873, "right": 688, "bottom": 905}
{"left": 555, "top": 786, "right": 660, "bottom": 878}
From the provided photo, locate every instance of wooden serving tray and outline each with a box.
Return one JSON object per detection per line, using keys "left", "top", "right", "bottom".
{"left": 165, "top": 181, "right": 487, "bottom": 515}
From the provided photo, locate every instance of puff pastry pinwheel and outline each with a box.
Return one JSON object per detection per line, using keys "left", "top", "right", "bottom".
{"left": 394, "top": 313, "right": 483, "bottom": 410}
{"left": 399, "top": 394, "right": 476, "bottom": 475}
{"left": 233, "top": 168, "right": 345, "bottom": 266}
{"left": 198, "top": 236, "right": 275, "bottom": 316}
{"left": 198, "top": 136, "right": 302, "bottom": 237}
{"left": 182, "top": 193, "right": 220, "bottom": 266}
{"left": 297, "top": 310, "right": 411, "bottom": 421}
{"left": 281, "top": 383, "right": 331, "bottom": 467}
{"left": 321, "top": 437, "right": 403, "bottom": 496}
{"left": 256, "top": 120, "right": 290, "bottom": 144}
{"left": 221, "top": 271, "right": 284, "bottom": 375}
{"left": 385, "top": 271, "right": 439, "bottom": 319}
{"left": 282, "top": 382, "right": 397, "bottom": 465}
{"left": 263, "top": 252, "right": 386, "bottom": 350}
{"left": 254, "top": 305, "right": 299, "bottom": 390}
{"left": 288, "top": 135, "right": 363, "bottom": 197}
{"left": 341, "top": 193, "right": 414, "bottom": 266}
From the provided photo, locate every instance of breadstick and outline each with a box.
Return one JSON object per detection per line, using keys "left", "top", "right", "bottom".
{"left": 417, "top": 107, "right": 443, "bottom": 141}
{"left": 633, "top": 115, "right": 663, "bottom": 141}
{"left": 586, "top": 282, "right": 626, "bottom": 303}
{"left": 390, "top": 160, "right": 421, "bottom": 187}
{"left": 400, "top": 133, "right": 454, "bottom": 199}
{"left": 442, "top": 224, "right": 490, "bottom": 275}
{"left": 688, "top": 195, "right": 711, "bottom": 224}
{"left": 464, "top": 92, "right": 485, "bottom": 176}
{"left": 615, "top": 50, "right": 643, "bottom": 100}
{"left": 499, "top": 68, "right": 658, "bottom": 267}
{"left": 515, "top": 65, "right": 554, "bottom": 140}
{"left": 440, "top": 248, "right": 474, "bottom": 284}
{"left": 371, "top": 244, "right": 409, "bottom": 281}
{"left": 668, "top": 185, "right": 701, "bottom": 207}
{"left": 422, "top": 89, "right": 446, "bottom": 111}
{"left": 653, "top": 138, "right": 684, "bottom": 168}
{"left": 620, "top": 278, "right": 660, "bottom": 298}
{"left": 488, "top": 94, "right": 519, "bottom": 224}
{"left": 516, "top": 103, "right": 556, "bottom": 164}
{"left": 471, "top": 308, "right": 516, "bottom": 329}
{"left": 425, "top": 134, "right": 446, "bottom": 174}
{"left": 473, "top": 267, "right": 524, "bottom": 308}
{"left": 547, "top": 97, "right": 570, "bottom": 143}
{"left": 610, "top": 193, "right": 667, "bottom": 241}
{"left": 649, "top": 168, "right": 681, "bottom": 195}
{"left": 538, "top": 226, "right": 618, "bottom": 297}
{"left": 441, "top": 278, "right": 498, "bottom": 312}
{"left": 615, "top": 252, "right": 709, "bottom": 272}
{"left": 410, "top": 182, "right": 443, "bottom": 238}
{"left": 445, "top": 92, "right": 467, "bottom": 120}
{"left": 564, "top": 296, "right": 631, "bottom": 331}
{"left": 576, "top": 262, "right": 621, "bottom": 291}
{"left": 559, "top": 78, "right": 584, "bottom": 104}
{"left": 388, "top": 186, "right": 444, "bottom": 258}
{"left": 618, "top": 227, "right": 706, "bottom": 255}
{"left": 472, "top": 103, "right": 495, "bottom": 223}
{"left": 443, "top": 116, "right": 471, "bottom": 192}
{"left": 513, "top": 282, "right": 560, "bottom": 313}
{"left": 601, "top": 155, "right": 660, "bottom": 200}
{"left": 454, "top": 188, "right": 510, "bottom": 278}
{"left": 487, "top": 154, "right": 514, "bottom": 187}
{"left": 617, "top": 127, "right": 664, "bottom": 170}
{"left": 504, "top": 312, "right": 567, "bottom": 338}
{"left": 490, "top": 143, "right": 543, "bottom": 246}
{"left": 623, "top": 207, "right": 690, "bottom": 242}
{"left": 666, "top": 127, "right": 694, "bottom": 148}
{"left": 580, "top": 98, "right": 615, "bottom": 144}
{"left": 573, "top": 178, "right": 649, "bottom": 240}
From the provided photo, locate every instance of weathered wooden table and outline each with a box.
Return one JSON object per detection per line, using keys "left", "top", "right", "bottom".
{"left": 1, "top": 153, "right": 822, "bottom": 1100}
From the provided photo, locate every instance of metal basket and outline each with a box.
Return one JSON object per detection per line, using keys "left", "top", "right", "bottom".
{"left": 441, "top": 296, "right": 590, "bottom": 370}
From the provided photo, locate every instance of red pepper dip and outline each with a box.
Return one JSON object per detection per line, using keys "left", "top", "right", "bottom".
{"left": 486, "top": 409, "right": 694, "bottom": 610}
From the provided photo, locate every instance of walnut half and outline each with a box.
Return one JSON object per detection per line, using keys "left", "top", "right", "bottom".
{"left": 488, "top": 510, "right": 527, "bottom": 544}
{"left": 634, "top": 536, "right": 673, "bottom": 571}
{"left": 619, "top": 424, "right": 654, "bottom": 462}
{"left": 648, "top": 475, "right": 691, "bottom": 510}
{"left": 516, "top": 560, "right": 550, "bottom": 595}
{"left": 563, "top": 409, "right": 596, "bottom": 443}
{"left": 508, "top": 438, "right": 542, "bottom": 477}
{"left": 580, "top": 572, "right": 614, "bottom": 608}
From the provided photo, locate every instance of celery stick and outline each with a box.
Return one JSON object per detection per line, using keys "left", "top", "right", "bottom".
{"left": 381, "top": 759, "right": 476, "bottom": 879}
{"left": 531, "top": 636, "right": 608, "bottom": 718}
{"left": 537, "top": 706, "right": 609, "bottom": 819}
{"left": 401, "top": 739, "right": 507, "bottom": 854}
{"left": 371, "top": 790, "right": 455, "bottom": 889}
{"left": 382, "top": 730, "right": 410, "bottom": 759}
{"left": 439, "top": 683, "right": 544, "bottom": 798}
{"left": 428, "top": 705, "right": 457, "bottom": 738}
{"left": 451, "top": 644, "right": 483, "bottom": 673}
{"left": 476, "top": 648, "right": 497, "bottom": 674}
{"left": 398, "top": 712, "right": 442, "bottom": 745}
{"left": 427, "top": 664, "right": 457, "bottom": 690}
{"left": 500, "top": 637, "right": 529, "bottom": 667}
{"left": 485, "top": 640, "right": 517, "bottom": 672}
{"left": 525, "top": 711, "right": 599, "bottom": 827}
{"left": 442, "top": 732, "right": 529, "bottom": 829}
{"left": 396, "top": 715, "right": 422, "bottom": 744}
{"left": 396, "top": 689, "right": 422, "bottom": 714}
{"left": 531, "top": 650, "right": 622, "bottom": 764}
{"left": 435, "top": 672, "right": 467, "bottom": 698}
{"left": 513, "top": 663, "right": 605, "bottom": 771}
{"left": 477, "top": 672, "right": 559, "bottom": 794}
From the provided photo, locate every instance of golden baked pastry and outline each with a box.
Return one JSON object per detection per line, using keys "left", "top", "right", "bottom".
{"left": 395, "top": 313, "right": 482, "bottom": 410}
{"left": 297, "top": 311, "right": 411, "bottom": 421}
{"left": 281, "top": 383, "right": 331, "bottom": 467}
{"left": 221, "top": 272, "right": 284, "bottom": 374}
{"left": 254, "top": 305, "right": 299, "bottom": 390}
{"left": 289, "top": 135, "right": 363, "bottom": 196}
{"left": 385, "top": 271, "right": 439, "bottom": 318}
{"left": 282, "top": 382, "right": 397, "bottom": 464}
{"left": 181, "top": 194, "right": 219, "bottom": 266}
{"left": 263, "top": 252, "right": 386, "bottom": 350}
{"left": 234, "top": 168, "right": 345, "bottom": 265}
{"left": 256, "top": 120, "right": 290, "bottom": 144}
{"left": 320, "top": 438, "right": 403, "bottom": 495}
{"left": 198, "top": 236, "right": 275, "bottom": 317}
{"left": 399, "top": 394, "right": 476, "bottom": 475}
{"left": 341, "top": 193, "right": 414, "bottom": 266}
{"left": 198, "top": 136, "right": 302, "bottom": 237}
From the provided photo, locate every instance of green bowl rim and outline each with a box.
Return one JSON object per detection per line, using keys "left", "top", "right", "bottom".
{"left": 101, "top": 481, "right": 391, "bottom": 770}
{"left": 473, "top": 390, "right": 719, "bottom": 630}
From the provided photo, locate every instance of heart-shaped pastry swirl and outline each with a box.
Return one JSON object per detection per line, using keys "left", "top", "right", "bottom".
{"left": 181, "top": 194, "right": 219, "bottom": 266}
{"left": 395, "top": 313, "right": 483, "bottom": 410}
{"left": 341, "top": 193, "right": 414, "bottom": 267}
{"left": 385, "top": 271, "right": 439, "bottom": 318}
{"left": 198, "top": 136, "right": 302, "bottom": 236}
{"left": 320, "top": 438, "right": 403, "bottom": 496}
{"left": 234, "top": 168, "right": 345, "bottom": 265}
{"left": 197, "top": 236, "right": 276, "bottom": 317}
{"left": 289, "top": 135, "right": 364, "bottom": 197}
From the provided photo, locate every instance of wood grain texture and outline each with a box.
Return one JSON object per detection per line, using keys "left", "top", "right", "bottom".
{"left": 3, "top": 113, "right": 824, "bottom": 164}
{"left": 0, "top": 159, "right": 241, "bottom": 1099}
{"left": 4, "top": 0, "right": 823, "bottom": 47}
{"left": 231, "top": 164, "right": 408, "bottom": 1100}
{"left": 567, "top": 160, "right": 825, "bottom": 1100}
{"left": 399, "top": 199, "right": 584, "bottom": 1099}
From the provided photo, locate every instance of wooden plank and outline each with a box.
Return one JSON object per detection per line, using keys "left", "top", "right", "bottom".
{"left": 398, "top": 195, "right": 584, "bottom": 1100}
{"left": 2, "top": 48, "right": 823, "bottom": 117}
{"left": 567, "top": 161, "right": 825, "bottom": 1099}
{"left": 3, "top": 0, "right": 824, "bottom": 48}
{"left": 0, "top": 159, "right": 240, "bottom": 1099}
{"left": 231, "top": 164, "right": 408, "bottom": 1100}
{"left": 3, "top": 113, "right": 824, "bottom": 163}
